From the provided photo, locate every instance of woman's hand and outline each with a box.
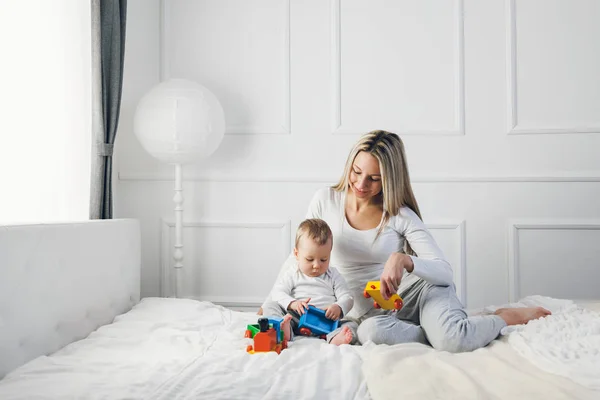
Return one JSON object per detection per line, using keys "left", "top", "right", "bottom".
{"left": 325, "top": 304, "right": 342, "bottom": 321}
{"left": 380, "top": 253, "right": 414, "bottom": 299}
{"left": 288, "top": 297, "right": 311, "bottom": 315}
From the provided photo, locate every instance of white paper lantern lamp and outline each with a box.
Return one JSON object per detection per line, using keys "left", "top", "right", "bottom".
{"left": 134, "top": 79, "right": 225, "bottom": 298}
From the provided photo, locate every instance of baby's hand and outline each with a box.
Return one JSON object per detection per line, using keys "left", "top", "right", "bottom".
{"left": 289, "top": 298, "right": 311, "bottom": 315}
{"left": 325, "top": 304, "right": 342, "bottom": 321}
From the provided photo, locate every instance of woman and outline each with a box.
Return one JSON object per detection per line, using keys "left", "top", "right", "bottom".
{"left": 263, "top": 130, "right": 550, "bottom": 352}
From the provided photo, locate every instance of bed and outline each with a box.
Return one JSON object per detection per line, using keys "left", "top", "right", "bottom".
{"left": 0, "top": 220, "right": 598, "bottom": 399}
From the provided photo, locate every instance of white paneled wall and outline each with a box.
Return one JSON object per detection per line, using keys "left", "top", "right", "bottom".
{"left": 507, "top": 0, "right": 600, "bottom": 134}
{"left": 160, "top": 219, "right": 291, "bottom": 302}
{"left": 332, "top": 0, "right": 464, "bottom": 135}
{"left": 116, "top": 0, "right": 600, "bottom": 309}
{"left": 508, "top": 221, "right": 600, "bottom": 302}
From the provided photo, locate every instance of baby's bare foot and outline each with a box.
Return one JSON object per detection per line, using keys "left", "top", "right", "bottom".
{"left": 281, "top": 314, "right": 293, "bottom": 341}
{"left": 495, "top": 307, "right": 551, "bottom": 326}
{"left": 330, "top": 326, "right": 353, "bottom": 346}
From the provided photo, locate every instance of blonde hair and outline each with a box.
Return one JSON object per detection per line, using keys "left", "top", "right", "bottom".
{"left": 295, "top": 219, "right": 333, "bottom": 249}
{"left": 332, "top": 130, "right": 422, "bottom": 255}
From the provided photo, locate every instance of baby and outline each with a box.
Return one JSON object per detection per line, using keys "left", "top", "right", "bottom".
{"left": 263, "top": 218, "right": 355, "bottom": 345}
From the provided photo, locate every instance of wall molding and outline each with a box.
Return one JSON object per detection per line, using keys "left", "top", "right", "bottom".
{"left": 120, "top": 171, "right": 600, "bottom": 183}
{"left": 190, "top": 297, "right": 265, "bottom": 310}
{"left": 507, "top": 220, "right": 600, "bottom": 302}
{"left": 330, "top": 0, "right": 465, "bottom": 136}
{"left": 506, "top": 0, "right": 600, "bottom": 135}
{"left": 158, "top": 218, "right": 466, "bottom": 307}
{"left": 159, "top": 219, "right": 291, "bottom": 298}
{"left": 427, "top": 221, "right": 467, "bottom": 305}
{"left": 159, "top": 0, "right": 291, "bottom": 135}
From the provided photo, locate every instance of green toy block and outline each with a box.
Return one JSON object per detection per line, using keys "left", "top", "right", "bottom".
{"left": 246, "top": 324, "right": 260, "bottom": 338}
{"left": 246, "top": 322, "right": 282, "bottom": 340}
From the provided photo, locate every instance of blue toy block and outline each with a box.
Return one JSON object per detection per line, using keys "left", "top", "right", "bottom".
{"left": 298, "top": 305, "right": 339, "bottom": 337}
{"left": 267, "top": 316, "right": 283, "bottom": 343}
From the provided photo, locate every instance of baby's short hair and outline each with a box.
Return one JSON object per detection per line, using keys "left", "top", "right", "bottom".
{"left": 295, "top": 218, "right": 333, "bottom": 249}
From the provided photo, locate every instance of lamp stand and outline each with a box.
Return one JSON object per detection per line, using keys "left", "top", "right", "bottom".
{"left": 173, "top": 163, "right": 184, "bottom": 298}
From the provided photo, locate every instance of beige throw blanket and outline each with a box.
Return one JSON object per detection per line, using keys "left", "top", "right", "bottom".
{"left": 363, "top": 297, "right": 600, "bottom": 400}
{"left": 363, "top": 340, "right": 596, "bottom": 400}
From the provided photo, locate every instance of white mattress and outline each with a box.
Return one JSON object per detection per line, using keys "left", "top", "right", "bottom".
{"left": 0, "top": 298, "right": 371, "bottom": 400}
{"left": 1, "top": 296, "right": 598, "bottom": 400}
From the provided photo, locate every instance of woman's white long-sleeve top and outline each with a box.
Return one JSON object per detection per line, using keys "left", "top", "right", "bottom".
{"left": 303, "top": 187, "right": 453, "bottom": 318}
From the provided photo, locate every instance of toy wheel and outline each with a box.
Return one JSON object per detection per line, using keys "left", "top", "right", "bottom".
{"left": 299, "top": 327, "right": 312, "bottom": 336}
{"left": 373, "top": 302, "right": 381, "bottom": 309}
{"left": 319, "top": 335, "right": 327, "bottom": 340}
{"left": 394, "top": 299, "right": 403, "bottom": 310}
{"left": 246, "top": 345, "right": 253, "bottom": 353}
{"left": 363, "top": 290, "right": 371, "bottom": 299}
{"left": 244, "top": 329, "right": 252, "bottom": 338}
{"left": 275, "top": 344, "right": 283, "bottom": 355}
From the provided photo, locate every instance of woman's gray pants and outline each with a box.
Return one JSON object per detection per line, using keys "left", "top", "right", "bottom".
{"left": 357, "top": 280, "right": 507, "bottom": 353}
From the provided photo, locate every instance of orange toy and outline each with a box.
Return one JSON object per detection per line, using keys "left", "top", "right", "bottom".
{"left": 363, "top": 281, "right": 403, "bottom": 310}
{"left": 246, "top": 317, "right": 287, "bottom": 354}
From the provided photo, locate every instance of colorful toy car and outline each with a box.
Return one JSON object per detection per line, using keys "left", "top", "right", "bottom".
{"left": 363, "top": 281, "right": 404, "bottom": 310}
{"left": 297, "top": 305, "right": 339, "bottom": 338}
{"left": 245, "top": 317, "right": 287, "bottom": 354}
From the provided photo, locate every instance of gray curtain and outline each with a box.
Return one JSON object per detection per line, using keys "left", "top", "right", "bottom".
{"left": 90, "top": 0, "right": 127, "bottom": 219}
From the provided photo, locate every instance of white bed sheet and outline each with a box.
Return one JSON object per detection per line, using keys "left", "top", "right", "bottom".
{"left": 0, "top": 298, "right": 371, "bottom": 400}
{"left": 2, "top": 296, "right": 599, "bottom": 400}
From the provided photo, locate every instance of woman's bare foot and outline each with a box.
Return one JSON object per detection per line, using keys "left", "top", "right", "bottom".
{"left": 281, "top": 314, "right": 293, "bottom": 341}
{"left": 494, "top": 307, "right": 551, "bottom": 326}
{"left": 330, "top": 326, "right": 353, "bottom": 346}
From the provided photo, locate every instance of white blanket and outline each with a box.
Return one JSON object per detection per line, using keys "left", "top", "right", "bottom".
{"left": 364, "top": 296, "right": 600, "bottom": 400}
{"left": 0, "top": 298, "right": 370, "bottom": 400}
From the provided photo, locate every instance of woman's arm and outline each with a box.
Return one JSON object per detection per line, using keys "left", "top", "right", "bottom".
{"left": 380, "top": 208, "right": 453, "bottom": 298}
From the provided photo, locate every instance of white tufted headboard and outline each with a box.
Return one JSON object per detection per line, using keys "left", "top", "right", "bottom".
{"left": 0, "top": 219, "right": 140, "bottom": 378}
